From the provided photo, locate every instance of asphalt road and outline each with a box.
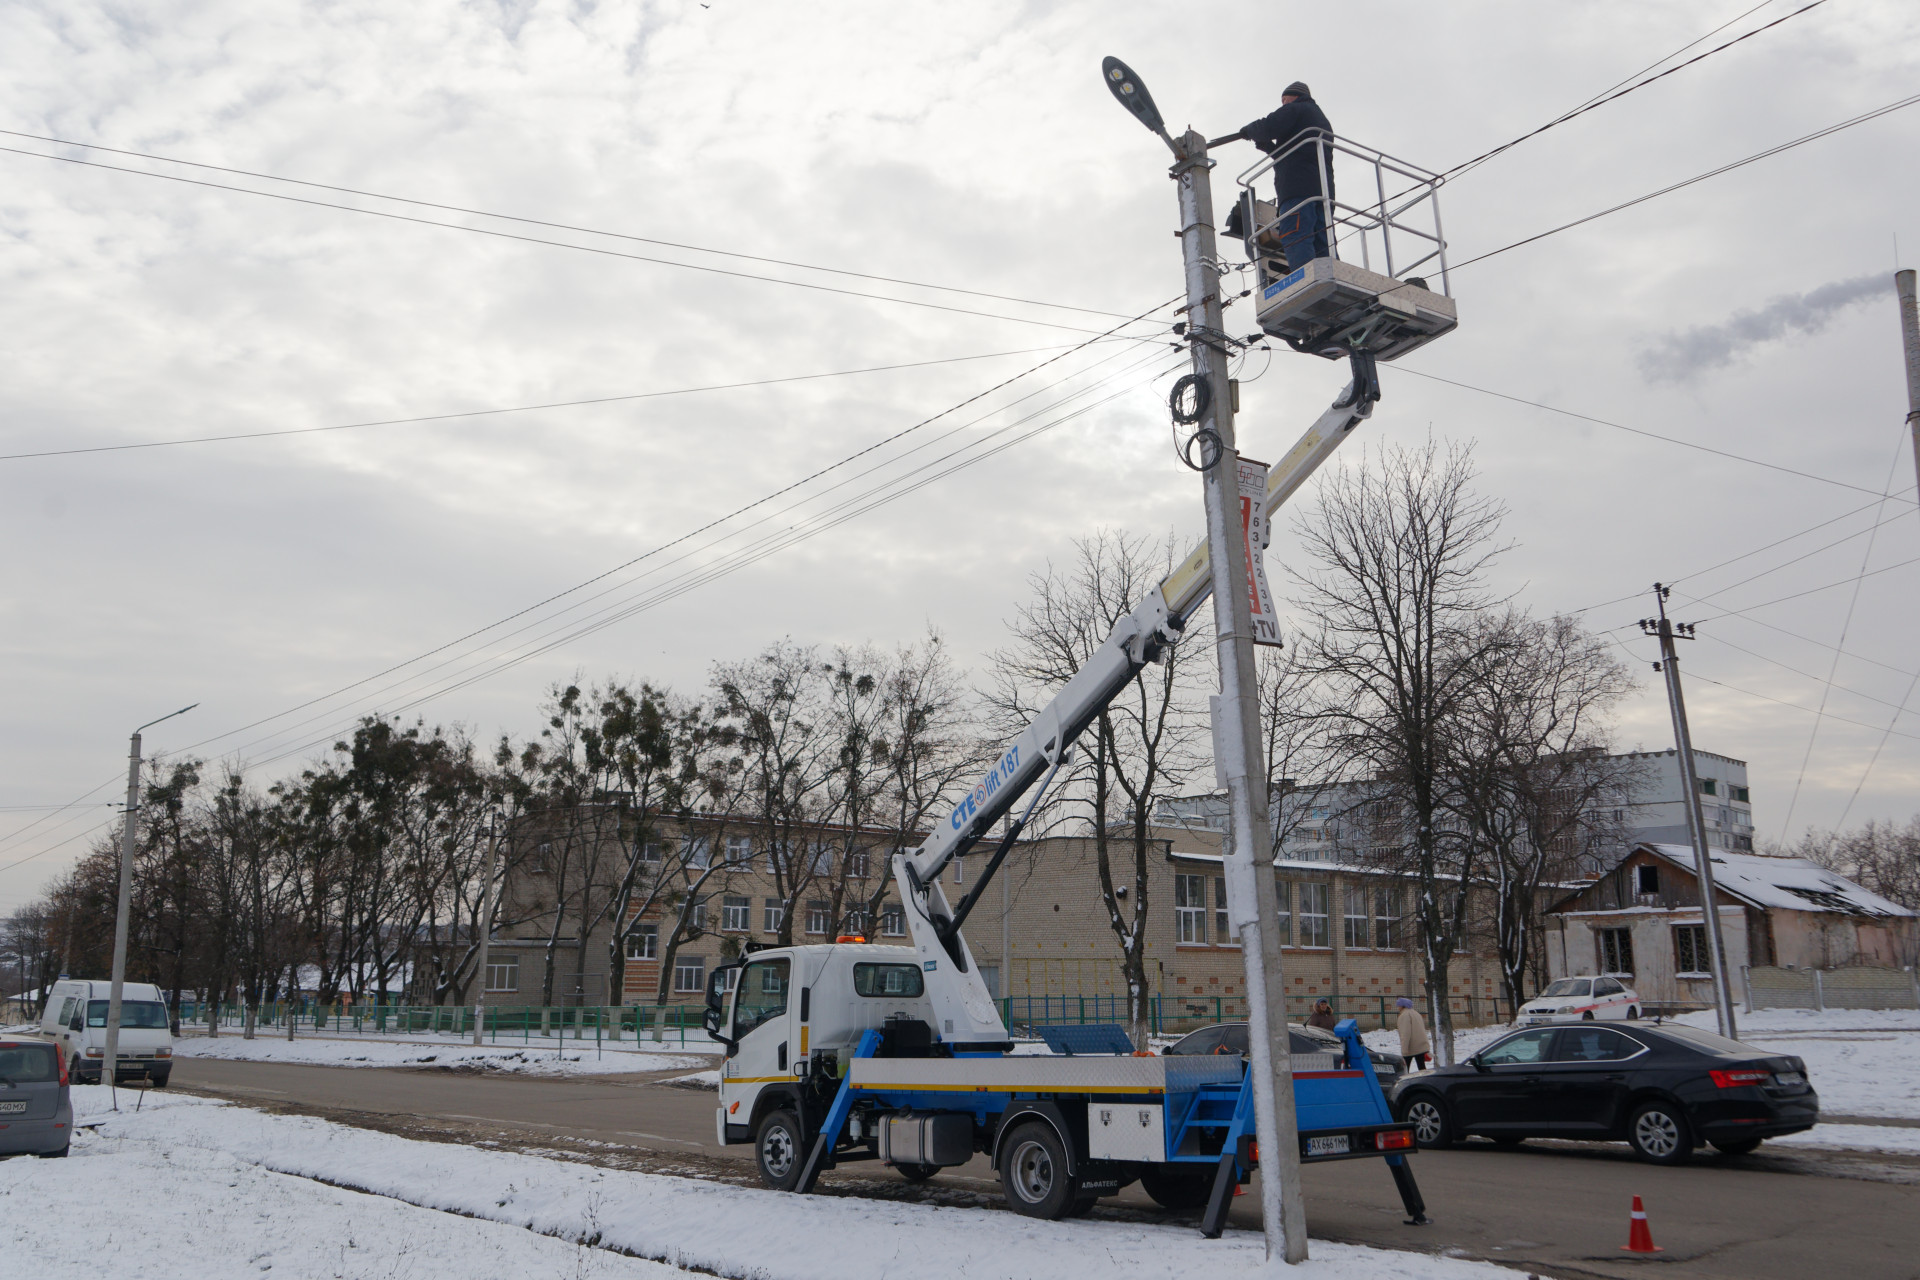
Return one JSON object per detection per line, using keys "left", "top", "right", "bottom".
{"left": 173, "top": 1057, "right": 1920, "bottom": 1280}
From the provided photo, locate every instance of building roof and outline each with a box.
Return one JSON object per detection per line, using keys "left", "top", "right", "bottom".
{"left": 1638, "top": 843, "right": 1914, "bottom": 918}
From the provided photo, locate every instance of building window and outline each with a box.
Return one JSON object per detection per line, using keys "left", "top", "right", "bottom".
{"left": 810, "top": 843, "right": 834, "bottom": 876}
{"left": 1213, "top": 876, "right": 1237, "bottom": 943}
{"left": 722, "top": 896, "right": 750, "bottom": 932}
{"left": 641, "top": 840, "right": 665, "bottom": 863}
{"left": 805, "top": 900, "right": 831, "bottom": 935}
{"left": 979, "top": 964, "right": 1000, "bottom": 998}
{"left": 685, "top": 836, "right": 711, "bottom": 869}
{"left": 880, "top": 902, "right": 905, "bottom": 937}
{"left": 688, "top": 899, "right": 707, "bottom": 931}
{"left": 1731, "top": 785, "right": 1750, "bottom": 803}
{"left": 847, "top": 849, "right": 871, "bottom": 879}
{"left": 1344, "top": 884, "right": 1369, "bottom": 950}
{"left": 1299, "top": 882, "right": 1330, "bottom": 949}
{"left": 484, "top": 955, "right": 519, "bottom": 992}
{"left": 625, "top": 924, "right": 657, "bottom": 961}
{"left": 725, "top": 835, "right": 752, "bottom": 865}
{"left": 763, "top": 898, "right": 784, "bottom": 934}
{"left": 1174, "top": 873, "right": 1207, "bottom": 944}
{"left": 1635, "top": 864, "right": 1660, "bottom": 895}
{"left": 1372, "top": 887, "right": 1400, "bottom": 950}
{"left": 1674, "top": 924, "right": 1709, "bottom": 974}
{"left": 1599, "top": 926, "right": 1634, "bottom": 976}
{"left": 673, "top": 955, "right": 706, "bottom": 993}
{"left": 1274, "top": 878, "right": 1291, "bottom": 946}
{"left": 1698, "top": 778, "right": 1717, "bottom": 797}
{"left": 843, "top": 908, "right": 868, "bottom": 937}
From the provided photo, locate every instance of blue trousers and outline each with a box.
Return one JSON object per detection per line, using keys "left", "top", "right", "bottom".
{"left": 1277, "top": 199, "right": 1329, "bottom": 270}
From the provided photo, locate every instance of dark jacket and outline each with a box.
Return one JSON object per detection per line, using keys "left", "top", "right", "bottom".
{"left": 1242, "top": 97, "right": 1334, "bottom": 209}
{"left": 1306, "top": 1008, "right": 1337, "bottom": 1031}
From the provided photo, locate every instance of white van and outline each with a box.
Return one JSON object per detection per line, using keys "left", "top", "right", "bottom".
{"left": 41, "top": 980, "right": 174, "bottom": 1086}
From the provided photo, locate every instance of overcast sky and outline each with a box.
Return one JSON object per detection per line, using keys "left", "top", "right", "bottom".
{"left": 4, "top": 0, "right": 1919, "bottom": 912}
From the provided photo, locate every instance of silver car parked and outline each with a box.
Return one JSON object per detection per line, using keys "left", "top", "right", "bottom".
{"left": 0, "top": 1039, "right": 73, "bottom": 1158}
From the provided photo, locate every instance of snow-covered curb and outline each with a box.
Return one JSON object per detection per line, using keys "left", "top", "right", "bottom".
{"left": 174, "top": 1033, "right": 712, "bottom": 1075}
{"left": 71, "top": 1091, "right": 1510, "bottom": 1280}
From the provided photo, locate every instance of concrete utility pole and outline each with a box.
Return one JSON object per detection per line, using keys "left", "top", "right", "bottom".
{"left": 1896, "top": 271, "right": 1920, "bottom": 505}
{"left": 1172, "top": 128, "right": 1309, "bottom": 1264}
{"left": 106, "top": 704, "right": 195, "bottom": 1103}
{"left": 472, "top": 814, "right": 500, "bottom": 1046}
{"left": 1642, "top": 591, "right": 1738, "bottom": 1039}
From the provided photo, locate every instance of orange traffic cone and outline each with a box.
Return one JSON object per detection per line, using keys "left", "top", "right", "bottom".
{"left": 1622, "top": 1195, "right": 1662, "bottom": 1253}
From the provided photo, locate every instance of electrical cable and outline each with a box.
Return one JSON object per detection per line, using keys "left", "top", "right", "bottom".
{"left": 0, "top": 144, "right": 1157, "bottom": 339}
{"left": 1698, "top": 632, "right": 1920, "bottom": 722}
{"left": 0, "top": 126, "right": 1138, "bottom": 321}
{"left": 1667, "top": 592, "right": 1916, "bottom": 681}
{"left": 218, "top": 344, "right": 1180, "bottom": 766}
{"left": 1684, "top": 674, "right": 1920, "bottom": 744}
{"left": 1389, "top": 366, "right": 1920, "bottom": 506}
{"left": 1832, "top": 666, "right": 1920, "bottom": 831}
{"left": 175, "top": 299, "right": 1179, "bottom": 762}
{"left": 1688, "top": 554, "right": 1920, "bottom": 623}
{"left": 0, "top": 776, "right": 121, "bottom": 857}
{"left": 1447, "top": 91, "right": 1920, "bottom": 271}
{"left": 239, "top": 353, "right": 1187, "bottom": 772}
{"left": 0, "top": 816, "right": 119, "bottom": 880}
{"left": 1442, "top": 1, "right": 1827, "bottom": 181}
{"left": 0, "top": 343, "right": 1123, "bottom": 463}
{"left": 1777, "top": 435, "right": 1908, "bottom": 837}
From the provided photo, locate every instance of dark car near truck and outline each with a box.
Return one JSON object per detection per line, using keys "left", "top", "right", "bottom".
{"left": 1390, "top": 1021, "right": 1817, "bottom": 1164}
{"left": 0, "top": 1039, "right": 73, "bottom": 1159}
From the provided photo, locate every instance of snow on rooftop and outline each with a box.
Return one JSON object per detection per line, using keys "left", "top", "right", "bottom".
{"left": 1643, "top": 843, "right": 1915, "bottom": 917}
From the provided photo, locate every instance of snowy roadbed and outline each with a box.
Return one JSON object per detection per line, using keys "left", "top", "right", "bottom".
{"left": 51, "top": 1090, "right": 1509, "bottom": 1280}
{"left": 174, "top": 1033, "right": 713, "bottom": 1075}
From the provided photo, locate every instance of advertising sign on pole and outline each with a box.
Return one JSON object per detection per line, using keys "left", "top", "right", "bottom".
{"left": 1237, "top": 457, "right": 1282, "bottom": 647}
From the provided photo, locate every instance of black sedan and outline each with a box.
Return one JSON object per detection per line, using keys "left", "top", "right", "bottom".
{"left": 1164, "top": 1021, "right": 1406, "bottom": 1092}
{"left": 1390, "top": 1021, "right": 1818, "bottom": 1164}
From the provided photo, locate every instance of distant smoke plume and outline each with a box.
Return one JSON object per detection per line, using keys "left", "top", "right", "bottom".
{"left": 1638, "top": 273, "right": 1891, "bottom": 383}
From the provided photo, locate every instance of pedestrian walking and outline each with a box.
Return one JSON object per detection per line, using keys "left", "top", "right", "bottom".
{"left": 1396, "top": 996, "right": 1431, "bottom": 1070}
{"left": 1306, "top": 998, "right": 1338, "bottom": 1031}
{"left": 1212, "top": 81, "right": 1335, "bottom": 270}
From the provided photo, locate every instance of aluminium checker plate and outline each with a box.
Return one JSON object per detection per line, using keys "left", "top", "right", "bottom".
{"left": 1255, "top": 256, "right": 1457, "bottom": 362}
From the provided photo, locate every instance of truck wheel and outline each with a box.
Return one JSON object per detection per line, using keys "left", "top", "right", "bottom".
{"left": 756, "top": 1109, "right": 806, "bottom": 1191}
{"left": 895, "top": 1163, "right": 939, "bottom": 1184}
{"left": 1000, "top": 1121, "right": 1076, "bottom": 1220}
{"left": 1139, "top": 1166, "right": 1213, "bottom": 1211}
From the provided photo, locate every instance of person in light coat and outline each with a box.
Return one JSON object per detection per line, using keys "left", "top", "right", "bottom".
{"left": 1396, "top": 996, "right": 1431, "bottom": 1070}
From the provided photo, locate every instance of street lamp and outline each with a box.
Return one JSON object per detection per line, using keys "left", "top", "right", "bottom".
{"left": 1101, "top": 56, "right": 1177, "bottom": 154}
{"left": 104, "top": 702, "right": 196, "bottom": 1107}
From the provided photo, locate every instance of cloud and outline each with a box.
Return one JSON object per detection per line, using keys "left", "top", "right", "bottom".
{"left": 1638, "top": 274, "right": 1891, "bottom": 383}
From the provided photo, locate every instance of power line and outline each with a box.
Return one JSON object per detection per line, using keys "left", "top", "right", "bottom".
{"left": 0, "top": 816, "right": 118, "bottom": 881}
{"left": 1691, "top": 553, "right": 1920, "bottom": 622}
{"left": 1777, "top": 436, "right": 1908, "bottom": 836}
{"left": 1444, "top": 1, "right": 1826, "bottom": 181}
{"left": 0, "top": 343, "right": 1117, "bottom": 463}
{"left": 1449, "top": 91, "right": 1920, "bottom": 271}
{"left": 1699, "top": 632, "right": 1920, "bottom": 722}
{"left": 176, "top": 299, "right": 1179, "bottom": 761}
{"left": 1389, "top": 366, "right": 1920, "bottom": 505}
{"left": 0, "top": 126, "right": 1136, "bottom": 321}
{"left": 1832, "top": 667, "right": 1920, "bottom": 830}
{"left": 1667, "top": 591, "right": 1916, "bottom": 681}
{"left": 0, "top": 144, "right": 1151, "bottom": 339}
{"left": 1685, "top": 673, "right": 1920, "bottom": 745}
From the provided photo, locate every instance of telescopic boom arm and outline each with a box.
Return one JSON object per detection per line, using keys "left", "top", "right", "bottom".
{"left": 894, "top": 364, "right": 1379, "bottom": 1047}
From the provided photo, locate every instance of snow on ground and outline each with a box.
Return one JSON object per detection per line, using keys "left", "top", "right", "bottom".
{"left": 50, "top": 1089, "right": 1512, "bottom": 1280}
{"left": 174, "top": 1032, "right": 712, "bottom": 1075}
{"left": 2, "top": 1105, "right": 694, "bottom": 1279}
{"left": 1770, "top": 1123, "right": 1920, "bottom": 1155}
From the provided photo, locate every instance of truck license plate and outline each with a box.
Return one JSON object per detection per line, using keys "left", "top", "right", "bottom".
{"left": 1306, "top": 1135, "right": 1349, "bottom": 1157}
{"left": 0, "top": 1101, "right": 26, "bottom": 1115}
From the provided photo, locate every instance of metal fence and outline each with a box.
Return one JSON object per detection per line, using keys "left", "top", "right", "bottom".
{"left": 1745, "top": 965, "right": 1920, "bottom": 1012}
{"left": 178, "top": 1000, "right": 715, "bottom": 1046}
{"left": 1006, "top": 991, "right": 1511, "bottom": 1038}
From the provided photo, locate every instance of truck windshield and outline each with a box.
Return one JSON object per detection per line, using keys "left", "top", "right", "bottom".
{"left": 733, "top": 960, "right": 790, "bottom": 1036}
{"left": 85, "top": 1000, "right": 170, "bottom": 1029}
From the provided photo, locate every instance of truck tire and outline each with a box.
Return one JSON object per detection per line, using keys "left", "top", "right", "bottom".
{"left": 1139, "top": 1166, "right": 1213, "bottom": 1211}
{"left": 756, "top": 1109, "right": 806, "bottom": 1191}
{"left": 999, "top": 1121, "right": 1077, "bottom": 1220}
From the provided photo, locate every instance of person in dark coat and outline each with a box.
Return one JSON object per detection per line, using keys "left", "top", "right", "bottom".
{"left": 1214, "top": 81, "right": 1334, "bottom": 270}
{"left": 1305, "top": 998, "right": 1338, "bottom": 1031}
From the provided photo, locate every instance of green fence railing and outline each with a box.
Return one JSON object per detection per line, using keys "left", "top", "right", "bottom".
{"left": 176, "top": 1000, "right": 715, "bottom": 1046}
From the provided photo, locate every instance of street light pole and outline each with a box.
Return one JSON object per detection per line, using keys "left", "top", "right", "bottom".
{"left": 105, "top": 703, "right": 196, "bottom": 1106}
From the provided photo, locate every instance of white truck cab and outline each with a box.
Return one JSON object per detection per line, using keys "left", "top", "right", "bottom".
{"left": 41, "top": 980, "right": 174, "bottom": 1086}
{"left": 711, "top": 943, "right": 931, "bottom": 1153}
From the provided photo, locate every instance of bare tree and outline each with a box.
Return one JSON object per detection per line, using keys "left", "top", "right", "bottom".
{"left": 988, "top": 531, "right": 1204, "bottom": 1049}
{"left": 1291, "top": 440, "right": 1510, "bottom": 1064}
{"left": 1446, "top": 610, "right": 1640, "bottom": 1012}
